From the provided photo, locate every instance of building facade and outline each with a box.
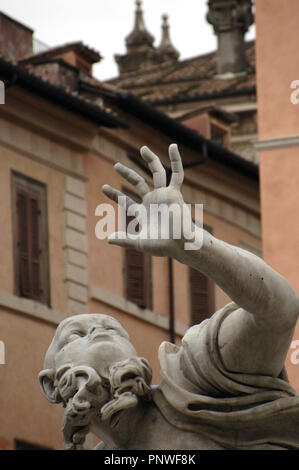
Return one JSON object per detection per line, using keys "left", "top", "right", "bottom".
{"left": 0, "top": 11, "right": 261, "bottom": 449}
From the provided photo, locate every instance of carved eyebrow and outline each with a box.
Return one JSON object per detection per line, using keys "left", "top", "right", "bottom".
{"left": 59, "top": 321, "right": 85, "bottom": 335}
{"left": 102, "top": 321, "right": 123, "bottom": 333}
{"left": 103, "top": 322, "right": 117, "bottom": 329}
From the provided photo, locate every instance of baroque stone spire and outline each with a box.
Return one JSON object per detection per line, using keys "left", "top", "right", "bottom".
{"left": 115, "top": 0, "right": 156, "bottom": 74}
{"left": 157, "top": 14, "right": 180, "bottom": 62}
{"left": 125, "top": 0, "right": 155, "bottom": 51}
{"left": 207, "top": 0, "right": 254, "bottom": 75}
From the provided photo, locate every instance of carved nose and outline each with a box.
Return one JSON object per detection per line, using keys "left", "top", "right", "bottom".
{"left": 89, "top": 326, "right": 106, "bottom": 338}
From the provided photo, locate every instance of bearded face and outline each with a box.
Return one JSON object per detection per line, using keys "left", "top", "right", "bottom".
{"left": 39, "top": 314, "right": 152, "bottom": 449}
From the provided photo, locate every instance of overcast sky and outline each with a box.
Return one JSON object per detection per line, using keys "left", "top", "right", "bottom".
{"left": 0, "top": 0, "right": 255, "bottom": 81}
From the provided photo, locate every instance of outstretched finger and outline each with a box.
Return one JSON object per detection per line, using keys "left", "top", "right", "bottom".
{"left": 102, "top": 185, "right": 135, "bottom": 210}
{"left": 108, "top": 232, "right": 140, "bottom": 250}
{"left": 114, "top": 163, "right": 150, "bottom": 198}
{"left": 169, "top": 144, "right": 184, "bottom": 188}
{"left": 140, "top": 146, "right": 166, "bottom": 189}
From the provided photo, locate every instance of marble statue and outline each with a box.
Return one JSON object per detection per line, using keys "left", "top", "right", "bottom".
{"left": 39, "top": 145, "right": 299, "bottom": 450}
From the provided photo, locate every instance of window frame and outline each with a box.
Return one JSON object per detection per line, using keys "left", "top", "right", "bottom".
{"left": 121, "top": 186, "right": 152, "bottom": 310}
{"left": 188, "top": 224, "right": 214, "bottom": 326}
{"left": 11, "top": 171, "right": 50, "bottom": 306}
{"left": 210, "top": 123, "right": 229, "bottom": 148}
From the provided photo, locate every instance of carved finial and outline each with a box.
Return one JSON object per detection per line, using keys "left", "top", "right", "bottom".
{"left": 161, "top": 14, "right": 170, "bottom": 37}
{"left": 157, "top": 13, "right": 179, "bottom": 61}
{"left": 207, "top": 0, "right": 253, "bottom": 74}
{"left": 116, "top": 0, "right": 157, "bottom": 74}
{"left": 125, "top": 0, "right": 155, "bottom": 48}
{"left": 135, "top": 0, "right": 145, "bottom": 30}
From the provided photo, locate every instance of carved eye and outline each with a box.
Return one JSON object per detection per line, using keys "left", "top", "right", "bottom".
{"left": 68, "top": 331, "right": 84, "bottom": 342}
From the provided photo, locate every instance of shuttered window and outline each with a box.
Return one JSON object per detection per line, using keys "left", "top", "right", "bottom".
{"left": 189, "top": 225, "right": 214, "bottom": 325}
{"left": 189, "top": 268, "right": 212, "bottom": 325}
{"left": 123, "top": 187, "right": 152, "bottom": 309}
{"left": 125, "top": 245, "right": 148, "bottom": 308}
{"left": 16, "top": 189, "right": 41, "bottom": 300}
{"left": 12, "top": 173, "right": 50, "bottom": 305}
{"left": 211, "top": 124, "right": 227, "bottom": 148}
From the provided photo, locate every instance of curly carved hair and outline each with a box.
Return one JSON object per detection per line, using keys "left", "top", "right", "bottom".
{"left": 43, "top": 356, "right": 152, "bottom": 450}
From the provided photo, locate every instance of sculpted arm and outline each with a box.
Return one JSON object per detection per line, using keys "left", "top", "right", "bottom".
{"left": 103, "top": 144, "right": 299, "bottom": 377}
{"left": 177, "top": 229, "right": 299, "bottom": 376}
{"left": 178, "top": 229, "right": 299, "bottom": 329}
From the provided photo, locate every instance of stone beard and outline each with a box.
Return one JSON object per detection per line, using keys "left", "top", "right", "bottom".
{"left": 60, "top": 359, "right": 152, "bottom": 449}
{"left": 39, "top": 314, "right": 152, "bottom": 450}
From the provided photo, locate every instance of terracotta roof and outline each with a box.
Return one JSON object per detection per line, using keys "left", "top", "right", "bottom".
{"left": 20, "top": 41, "right": 102, "bottom": 65}
{"left": 0, "top": 46, "right": 258, "bottom": 180}
{"left": 78, "top": 78, "right": 258, "bottom": 181}
{"left": 107, "top": 41, "right": 256, "bottom": 104}
{"left": 0, "top": 55, "right": 126, "bottom": 128}
{"left": 177, "top": 105, "right": 238, "bottom": 124}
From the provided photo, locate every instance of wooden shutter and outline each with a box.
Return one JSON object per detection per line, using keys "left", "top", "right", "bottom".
{"left": 124, "top": 211, "right": 147, "bottom": 307}
{"left": 16, "top": 188, "right": 42, "bottom": 301}
{"left": 189, "top": 267, "right": 211, "bottom": 325}
{"left": 125, "top": 248, "right": 147, "bottom": 308}
{"left": 122, "top": 187, "right": 152, "bottom": 309}
{"left": 211, "top": 124, "right": 226, "bottom": 147}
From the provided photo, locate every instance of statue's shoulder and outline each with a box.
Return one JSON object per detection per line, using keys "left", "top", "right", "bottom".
{"left": 183, "top": 302, "right": 239, "bottom": 341}
{"left": 179, "top": 302, "right": 239, "bottom": 361}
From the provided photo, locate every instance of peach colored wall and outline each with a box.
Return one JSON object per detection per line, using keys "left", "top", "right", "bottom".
{"left": 256, "top": 0, "right": 299, "bottom": 390}
{"left": 0, "top": 144, "right": 66, "bottom": 312}
{"left": 182, "top": 114, "right": 210, "bottom": 138}
{"left": 259, "top": 146, "right": 299, "bottom": 389}
{"left": 0, "top": 140, "right": 68, "bottom": 449}
{"left": 256, "top": 0, "right": 299, "bottom": 139}
{"left": 152, "top": 257, "right": 170, "bottom": 318}
{"left": 0, "top": 309, "right": 64, "bottom": 449}
{"left": 85, "top": 154, "right": 124, "bottom": 297}
{"left": 59, "top": 51, "right": 77, "bottom": 67}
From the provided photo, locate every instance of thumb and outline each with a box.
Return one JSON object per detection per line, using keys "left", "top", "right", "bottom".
{"left": 108, "top": 232, "right": 140, "bottom": 250}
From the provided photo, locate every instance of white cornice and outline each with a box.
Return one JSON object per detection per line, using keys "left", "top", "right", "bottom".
{"left": 255, "top": 135, "right": 299, "bottom": 151}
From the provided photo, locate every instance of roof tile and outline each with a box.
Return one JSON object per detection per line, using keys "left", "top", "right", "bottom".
{"left": 107, "top": 41, "right": 255, "bottom": 103}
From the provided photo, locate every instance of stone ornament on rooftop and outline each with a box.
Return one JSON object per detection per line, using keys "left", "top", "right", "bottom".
{"left": 207, "top": 0, "right": 254, "bottom": 75}
{"left": 157, "top": 14, "right": 180, "bottom": 62}
{"left": 115, "top": 1, "right": 180, "bottom": 74}
{"left": 125, "top": 0, "right": 155, "bottom": 49}
{"left": 207, "top": 0, "right": 254, "bottom": 33}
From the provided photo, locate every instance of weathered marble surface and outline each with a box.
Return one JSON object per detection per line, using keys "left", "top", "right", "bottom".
{"left": 39, "top": 145, "right": 299, "bottom": 450}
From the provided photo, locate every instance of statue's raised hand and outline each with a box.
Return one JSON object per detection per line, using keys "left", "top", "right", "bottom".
{"left": 102, "top": 144, "right": 197, "bottom": 258}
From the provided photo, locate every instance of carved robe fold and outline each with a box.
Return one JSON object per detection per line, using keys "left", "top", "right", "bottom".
{"left": 153, "top": 302, "right": 299, "bottom": 450}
